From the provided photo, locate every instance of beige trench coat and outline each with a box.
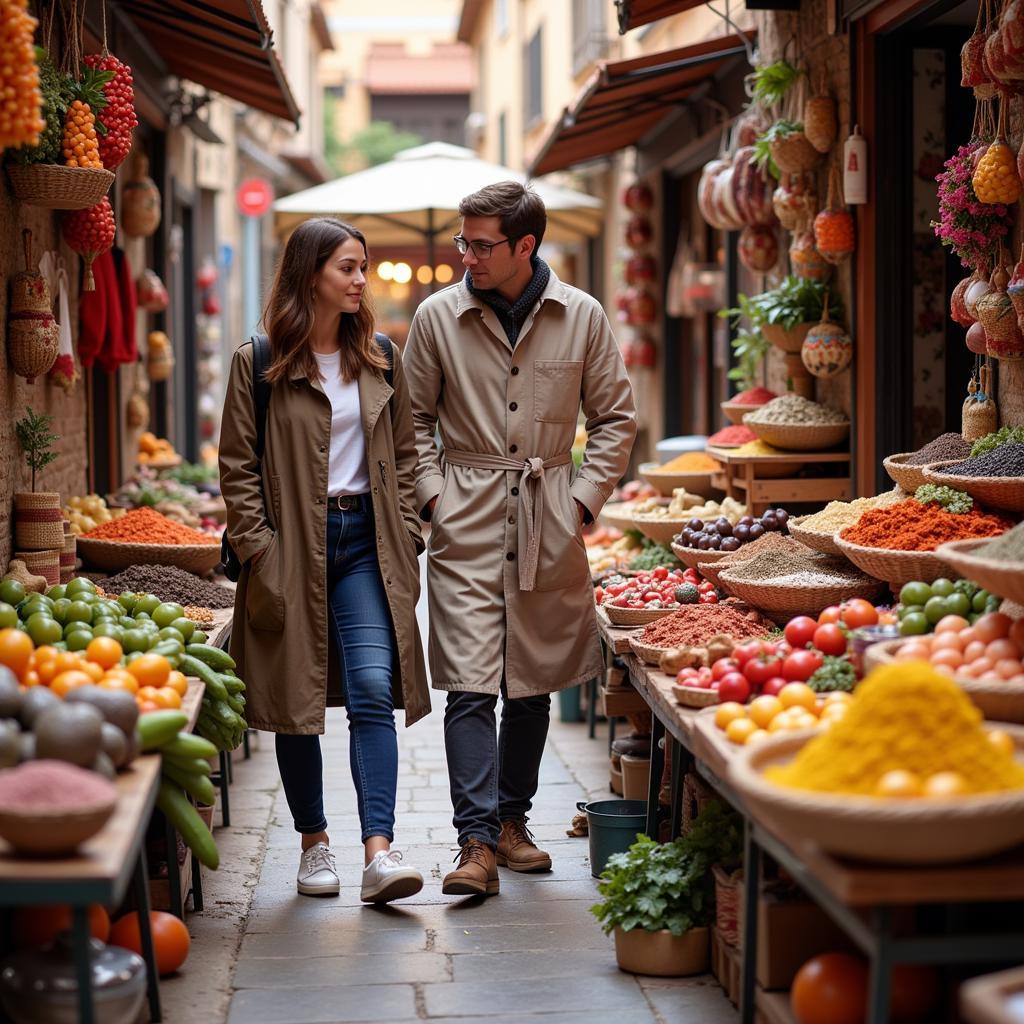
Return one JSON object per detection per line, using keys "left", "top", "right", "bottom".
{"left": 219, "top": 340, "right": 430, "bottom": 733}
{"left": 403, "top": 270, "right": 636, "bottom": 697}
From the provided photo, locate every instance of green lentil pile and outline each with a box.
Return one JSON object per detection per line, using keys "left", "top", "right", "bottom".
{"left": 744, "top": 394, "right": 847, "bottom": 426}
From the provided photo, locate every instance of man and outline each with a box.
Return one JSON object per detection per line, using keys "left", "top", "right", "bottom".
{"left": 403, "top": 181, "right": 636, "bottom": 897}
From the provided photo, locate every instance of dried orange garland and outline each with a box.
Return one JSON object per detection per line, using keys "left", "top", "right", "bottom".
{"left": 82, "top": 507, "right": 216, "bottom": 545}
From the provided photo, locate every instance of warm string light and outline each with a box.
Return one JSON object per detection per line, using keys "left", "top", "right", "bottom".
{"left": 374, "top": 262, "right": 454, "bottom": 285}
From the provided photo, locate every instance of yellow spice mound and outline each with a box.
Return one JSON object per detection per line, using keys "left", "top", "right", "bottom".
{"left": 765, "top": 662, "right": 1024, "bottom": 795}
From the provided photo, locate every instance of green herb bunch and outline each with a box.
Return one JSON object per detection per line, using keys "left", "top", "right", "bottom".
{"left": 970, "top": 425, "right": 1024, "bottom": 458}
{"left": 15, "top": 407, "right": 60, "bottom": 492}
{"left": 719, "top": 293, "right": 770, "bottom": 392}
{"left": 808, "top": 656, "right": 857, "bottom": 693}
{"left": 915, "top": 484, "right": 973, "bottom": 514}
{"left": 628, "top": 542, "right": 682, "bottom": 572}
{"left": 591, "top": 802, "right": 742, "bottom": 936}
{"left": 724, "top": 277, "right": 840, "bottom": 335}
{"left": 750, "top": 61, "right": 803, "bottom": 107}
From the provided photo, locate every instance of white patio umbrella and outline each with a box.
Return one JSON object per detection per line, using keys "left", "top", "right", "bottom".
{"left": 272, "top": 142, "right": 604, "bottom": 278}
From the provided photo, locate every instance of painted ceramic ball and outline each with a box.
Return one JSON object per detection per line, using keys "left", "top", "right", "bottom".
{"left": 801, "top": 322, "right": 853, "bottom": 378}
{"left": 738, "top": 225, "right": 779, "bottom": 273}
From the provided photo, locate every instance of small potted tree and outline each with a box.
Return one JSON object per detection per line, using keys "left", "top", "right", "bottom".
{"left": 13, "top": 407, "right": 63, "bottom": 554}
{"left": 591, "top": 802, "right": 741, "bottom": 977}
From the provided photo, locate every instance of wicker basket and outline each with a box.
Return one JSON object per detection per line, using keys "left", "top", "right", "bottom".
{"left": 628, "top": 635, "right": 676, "bottom": 666}
{"left": 866, "top": 639, "right": 1024, "bottom": 724}
{"left": 786, "top": 515, "right": 843, "bottom": 556}
{"left": 743, "top": 416, "right": 851, "bottom": 452}
{"left": 140, "top": 455, "right": 184, "bottom": 470}
{"left": 833, "top": 532, "right": 959, "bottom": 589}
{"left": 923, "top": 460, "right": 1024, "bottom": 513}
{"left": 721, "top": 400, "right": 766, "bottom": 425}
{"left": 632, "top": 515, "right": 689, "bottom": 546}
{"left": 883, "top": 452, "right": 931, "bottom": 493}
{"left": 935, "top": 539, "right": 1024, "bottom": 605}
{"left": 638, "top": 462, "right": 716, "bottom": 498}
{"left": 729, "top": 730, "right": 1024, "bottom": 864}
{"left": 60, "top": 526, "right": 76, "bottom": 585}
{"left": 762, "top": 321, "right": 814, "bottom": 353}
{"left": 713, "top": 865, "right": 743, "bottom": 947}
{"left": 76, "top": 537, "right": 221, "bottom": 574}
{"left": 604, "top": 603, "right": 675, "bottom": 627}
{"left": 670, "top": 541, "right": 733, "bottom": 571}
{"left": 601, "top": 501, "right": 646, "bottom": 533}
{"left": 717, "top": 569, "right": 885, "bottom": 623}
{"left": 13, "top": 492, "right": 64, "bottom": 551}
{"left": 673, "top": 683, "right": 720, "bottom": 708}
{"left": 6, "top": 163, "right": 115, "bottom": 210}
{"left": 769, "top": 131, "right": 822, "bottom": 174}
{"left": 16, "top": 548, "right": 60, "bottom": 587}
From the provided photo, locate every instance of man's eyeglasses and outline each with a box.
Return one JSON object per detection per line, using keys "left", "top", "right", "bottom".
{"left": 453, "top": 235, "right": 516, "bottom": 259}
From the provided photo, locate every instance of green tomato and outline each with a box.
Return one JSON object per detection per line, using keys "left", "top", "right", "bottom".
{"left": 152, "top": 602, "right": 185, "bottom": 629}
{"left": 899, "top": 581, "right": 932, "bottom": 606}
{"left": 121, "top": 629, "right": 150, "bottom": 654}
{"left": 65, "top": 630, "right": 92, "bottom": 652}
{"left": 118, "top": 592, "right": 137, "bottom": 611}
{"left": 132, "top": 594, "right": 161, "bottom": 617}
{"left": 924, "top": 596, "right": 950, "bottom": 624}
{"left": 0, "top": 603, "right": 18, "bottom": 630}
{"left": 65, "top": 577, "right": 97, "bottom": 598}
{"left": 45, "top": 584, "right": 67, "bottom": 601}
{"left": 91, "top": 621, "right": 124, "bottom": 642}
{"left": 134, "top": 611, "right": 151, "bottom": 622}
{"left": 26, "top": 614, "right": 63, "bottom": 646}
{"left": 973, "top": 590, "right": 990, "bottom": 612}
{"left": 0, "top": 580, "right": 27, "bottom": 607}
{"left": 930, "top": 578, "right": 955, "bottom": 598}
{"left": 157, "top": 626, "right": 186, "bottom": 645}
{"left": 63, "top": 620, "right": 92, "bottom": 638}
{"left": 66, "top": 601, "right": 93, "bottom": 624}
{"left": 191, "top": 630, "right": 208, "bottom": 645}
{"left": 169, "top": 617, "right": 196, "bottom": 642}
{"left": 900, "top": 612, "right": 929, "bottom": 636}
{"left": 125, "top": 650, "right": 143, "bottom": 664}
{"left": 50, "top": 598, "right": 71, "bottom": 625}
{"left": 945, "top": 592, "right": 971, "bottom": 618}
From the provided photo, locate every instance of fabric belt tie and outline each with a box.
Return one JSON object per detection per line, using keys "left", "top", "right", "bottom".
{"left": 442, "top": 448, "right": 573, "bottom": 592}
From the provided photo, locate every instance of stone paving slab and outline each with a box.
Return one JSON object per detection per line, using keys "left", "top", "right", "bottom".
{"left": 225, "top": 982, "right": 417, "bottom": 1023}
{"left": 423, "top": 975, "right": 652, "bottom": 1017}
{"left": 233, "top": 951, "right": 450, "bottom": 988}
{"left": 449, "top": 947, "right": 617, "bottom": 982}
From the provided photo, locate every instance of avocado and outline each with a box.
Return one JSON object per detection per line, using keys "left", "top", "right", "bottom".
{"left": 18, "top": 732, "right": 35, "bottom": 763}
{"left": 19, "top": 686, "right": 60, "bottom": 729}
{"left": 91, "top": 751, "right": 116, "bottom": 780}
{"left": 99, "top": 722, "right": 129, "bottom": 769}
{"left": 33, "top": 704, "right": 103, "bottom": 768}
{"left": 65, "top": 686, "right": 139, "bottom": 738}
{"left": 0, "top": 668, "right": 22, "bottom": 719}
{"left": 0, "top": 730, "right": 18, "bottom": 769}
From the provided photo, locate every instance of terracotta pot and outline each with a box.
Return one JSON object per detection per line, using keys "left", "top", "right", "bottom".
{"left": 614, "top": 926, "right": 709, "bottom": 977}
{"left": 763, "top": 320, "right": 814, "bottom": 354}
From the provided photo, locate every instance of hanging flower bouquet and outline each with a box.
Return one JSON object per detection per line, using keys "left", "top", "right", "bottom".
{"left": 933, "top": 142, "right": 1012, "bottom": 270}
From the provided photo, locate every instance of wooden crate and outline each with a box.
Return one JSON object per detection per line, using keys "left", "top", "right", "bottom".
{"left": 711, "top": 926, "right": 742, "bottom": 1007}
{"left": 602, "top": 683, "right": 648, "bottom": 717}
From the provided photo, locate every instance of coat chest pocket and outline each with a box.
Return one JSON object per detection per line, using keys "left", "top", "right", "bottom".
{"left": 534, "top": 360, "right": 583, "bottom": 423}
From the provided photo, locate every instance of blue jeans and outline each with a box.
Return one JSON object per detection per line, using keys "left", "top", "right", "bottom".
{"left": 444, "top": 683, "right": 551, "bottom": 848}
{"left": 275, "top": 504, "right": 398, "bottom": 843}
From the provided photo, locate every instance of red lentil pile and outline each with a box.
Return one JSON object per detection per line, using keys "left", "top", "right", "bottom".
{"left": 83, "top": 506, "right": 217, "bottom": 545}
{"left": 840, "top": 500, "right": 1013, "bottom": 551}
{"left": 639, "top": 605, "right": 770, "bottom": 648}
{"left": 707, "top": 425, "right": 757, "bottom": 447}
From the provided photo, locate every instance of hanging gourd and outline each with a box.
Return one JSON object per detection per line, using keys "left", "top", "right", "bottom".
{"left": 7, "top": 230, "right": 59, "bottom": 384}
{"left": 801, "top": 293, "right": 852, "bottom": 379}
{"left": 61, "top": 196, "right": 115, "bottom": 291}
{"left": 1009, "top": 244, "right": 1024, "bottom": 331}
{"left": 976, "top": 252, "right": 1024, "bottom": 359}
{"left": 146, "top": 330, "right": 174, "bottom": 382}
{"left": 136, "top": 268, "right": 169, "bottom": 312}
{"left": 803, "top": 74, "right": 837, "bottom": 154}
{"left": 967, "top": 321, "right": 989, "bottom": 354}
{"left": 789, "top": 226, "right": 832, "bottom": 282}
{"left": 120, "top": 153, "right": 161, "bottom": 237}
{"left": 951, "top": 273, "right": 978, "bottom": 326}
{"left": 738, "top": 224, "right": 778, "bottom": 273}
{"left": 813, "top": 163, "right": 855, "bottom": 264}
{"left": 973, "top": 98, "right": 1021, "bottom": 204}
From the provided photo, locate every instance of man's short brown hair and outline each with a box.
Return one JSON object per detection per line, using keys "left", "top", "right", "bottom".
{"left": 459, "top": 181, "right": 547, "bottom": 251}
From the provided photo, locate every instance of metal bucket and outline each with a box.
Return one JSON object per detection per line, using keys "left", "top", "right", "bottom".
{"left": 578, "top": 799, "right": 646, "bottom": 878}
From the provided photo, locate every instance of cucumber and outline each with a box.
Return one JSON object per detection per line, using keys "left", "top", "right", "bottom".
{"left": 160, "top": 733, "right": 218, "bottom": 760}
{"left": 226, "top": 693, "right": 245, "bottom": 716}
{"left": 185, "top": 644, "right": 236, "bottom": 671}
{"left": 157, "top": 781, "right": 219, "bottom": 869}
{"left": 161, "top": 761, "right": 217, "bottom": 806}
{"left": 150, "top": 640, "right": 183, "bottom": 666}
{"left": 162, "top": 752, "right": 213, "bottom": 777}
{"left": 179, "top": 655, "right": 229, "bottom": 702}
{"left": 136, "top": 711, "right": 189, "bottom": 752}
{"left": 221, "top": 674, "right": 246, "bottom": 695}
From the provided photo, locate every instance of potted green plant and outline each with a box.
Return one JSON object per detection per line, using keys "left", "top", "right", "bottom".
{"left": 720, "top": 293, "right": 771, "bottom": 390}
{"left": 753, "top": 276, "right": 839, "bottom": 354}
{"left": 757, "top": 119, "right": 821, "bottom": 177}
{"left": 591, "top": 802, "right": 742, "bottom": 977}
{"left": 13, "top": 407, "right": 63, "bottom": 552}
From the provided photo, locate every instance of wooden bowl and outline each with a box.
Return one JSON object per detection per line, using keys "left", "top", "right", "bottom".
{"left": 632, "top": 515, "right": 691, "bottom": 546}
{"left": 638, "top": 462, "right": 716, "bottom": 498}
{"left": 0, "top": 797, "right": 116, "bottom": 857}
{"left": 717, "top": 570, "right": 886, "bottom": 624}
{"left": 670, "top": 541, "right": 734, "bottom": 571}
{"left": 729, "top": 730, "right": 1024, "bottom": 864}
{"left": 673, "top": 684, "right": 720, "bottom": 708}
{"left": 935, "top": 539, "right": 1024, "bottom": 606}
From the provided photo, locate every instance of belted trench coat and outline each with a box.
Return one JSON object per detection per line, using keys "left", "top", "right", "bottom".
{"left": 219, "top": 340, "right": 430, "bottom": 733}
{"left": 403, "top": 270, "right": 636, "bottom": 697}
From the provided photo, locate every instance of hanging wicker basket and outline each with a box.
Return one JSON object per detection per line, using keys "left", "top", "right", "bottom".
{"left": 769, "top": 131, "right": 822, "bottom": 174}
{"left": 5, "top": 164, "right": 115, "bottom": 211}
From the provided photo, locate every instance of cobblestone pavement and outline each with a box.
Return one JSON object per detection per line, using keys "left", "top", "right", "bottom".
{"left": 159, "top": 577, "right": 737, "bottom": 1024}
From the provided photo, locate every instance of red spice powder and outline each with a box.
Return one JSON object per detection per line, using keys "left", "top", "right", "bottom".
{"left": 707, "top": 425, "right": 757, "bottom": 447}
{"left": 83, "top": 507, "right": 217, "bottom": 545}
{"left": 639, "top": 605, "right": 770, "bottom": 648}
{"left": 840, "top": 500, "right": 1013, "bottom": 551}
{"left": 0, "top": 760, "right": 117, "bottom": 810}
{"left": 732, "top": 386, "right": 777, "bottom": 405}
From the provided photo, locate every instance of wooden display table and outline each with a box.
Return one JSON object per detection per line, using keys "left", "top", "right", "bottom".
{"left": 708, "top": 445, "right": 852, "bottom": 516}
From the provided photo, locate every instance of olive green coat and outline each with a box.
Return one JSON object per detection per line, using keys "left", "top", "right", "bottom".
{"left": 403, "top": 270, "right": 636, "bottom": 697}
{"left": 219, "top": 341, "right": 430, "bottom": 733}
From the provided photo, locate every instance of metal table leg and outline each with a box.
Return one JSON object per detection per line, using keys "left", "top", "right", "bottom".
{"left": 190, "top": 852, "right": 204, "bottom": 912}
{"left": 867, "top": 908, "right": 894, "bottom": 1024}
{"left": 164, "top": 811, "right": 182, "bottom": 919}
{"left": 243, "top": 729, "right": 252, "bottom": 759}
{"left": 216, "top": 750, "right": 231, "bottom": 827}
{"left": 644, "top": 717, "right": 665, "bottom": 839}
{"left": 587, "top": 677, "right": 598, "bottom": 739}
{"left": 72, "top": 904, "right": 95, "bottom": 1024}
{"left": 668, "top": 739, "right": 687, "bottom": 840}
{"left": 739, "top": 822, "right": 761, "bottom": 1024}
{"left": 132, "top": 847, "right": 162, "bottom": 1022}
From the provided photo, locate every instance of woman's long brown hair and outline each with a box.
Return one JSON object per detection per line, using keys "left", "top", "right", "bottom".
{"left": 262, "top": 218, "right": 388, "bottom": 385}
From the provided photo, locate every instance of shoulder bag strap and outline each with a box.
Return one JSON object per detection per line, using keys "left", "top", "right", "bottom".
{"left": 374, "top": 331, "right": 394, "bottom": 388}
{"left": 251, "top": 333, "right": 271, "bottom": 460}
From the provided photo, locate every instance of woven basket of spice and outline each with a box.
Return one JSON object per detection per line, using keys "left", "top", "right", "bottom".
{"left": 604, "top": 604, "right": 676, "bottom": 627}
{"left": 721, "top": 400, "right": 767, "bottom": 425}
{"left": 639, "top": 463, "right": 715, "bottom": 499}
{"left": 935, "top": 536, "right": 1024, "bottom": 606}
{"left": 882, "top": 452, "right": 931, "bottom": 493}
{"left": 743, "top": 417, "right": 850, "bottom": 452}
{"left": 77, "top": 538, "right": 221, "bottom": 574}
{"left": 786, "top": 515, "right": 843, "bottom": 556}
{"left": 865, "top": 639, "right": 1024, "bottom": 724}
{"left": 671, "top": 542, "right": 733, "bottom": 571}
{"left": 923, "top": 457, "right": 1024, "bottom": 513}
{"left": 718, "top": 569, "right": 885, "bottom": 625}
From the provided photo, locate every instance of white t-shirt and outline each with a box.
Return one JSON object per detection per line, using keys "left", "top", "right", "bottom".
{"left": 313, "top": 350, "right": 370, "bottom": 496}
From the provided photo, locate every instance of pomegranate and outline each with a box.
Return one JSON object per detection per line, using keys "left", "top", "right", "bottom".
{"left": 62, "top": 198, "right": 115, "bottom": 291}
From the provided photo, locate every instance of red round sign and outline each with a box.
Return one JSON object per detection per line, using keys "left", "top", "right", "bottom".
{"left": 236, "top": 177, "right": 274, "bottom": 217}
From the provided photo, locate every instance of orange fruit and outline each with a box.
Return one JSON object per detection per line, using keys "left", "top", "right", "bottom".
{"left": 50, "top": 669, "right": 94, "bottom": 697}
{"left": 152, "top": 687, "right": 182, "bottom": 710}
{"left": 21, "top": 670, "right": 40, "bottom": 688}
{"left": 748, "top": 695, "right": 783, "bottom": 729}
{"left": 745, "top": 728, "right": 771, "bottom": 746}
{"left": 127, "top": 654, "right": 171, "bottom": 689}
{"left": 778, "top": 682, "right": 817, "bottom": 712}
{"left": 165, "top": 670, "right": 188, "bottom": 697}
{"left": 136, "top": 685, "right": 161, "bottom": 704}
{"left": 714, "top": 702, "right": 747, "bottom": 730}
{"left": 80, "top": 661, "right": 104, "bottom": 683}
{"left": 99, "top": 673, "right": 139, "bottom": 694}
{"left": 32, "top": 645, "right": 59, "bottom": 665}
{"left": 86, "top": 636, "right": 123, "bottom": 670}
{"left": 14, "top": 904, "right": 110, "bottom": 948}
{"left": 0, "top": 629, "right": 33, "bottom": 678}
{"left": 109, "top": 911, "right": 190, "bottom": 976}
{"left": 54, "top": 651, "right": 83, "bottom": 674}
{"left": 137, "top": 700, "right": 161, "bottom": 714}
{"left": 35, "top": 658, "right": 59, "bottom": 685}
{"left": 725, "top": 717, "right": 759, "bottom": 745}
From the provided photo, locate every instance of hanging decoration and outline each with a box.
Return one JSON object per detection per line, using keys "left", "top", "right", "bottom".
{"left": 951, "top": 272, "right": 979, "bottom": 326}
{"left": 738, "top": 224, "right": 779, "bottom": 273}
{"left": 136, "top": 268, "right": 169, "bottom": 312}
{"left": 0, "top": 0, "right": 45, "bottom": 148}
{"left": 618, "top": 178, "right": 659, "bottom": 368}
{"left": 624, "top": 255, "right": 657, "bottom": 286}
{"left": 801, "top": 293, "right": 853, "bottom": 379}
{"left": 803, "top": 74, "right": 837, "bottom": 154}
{"left": 62, "top": 196, "right": 116, "bottom": 291}
{"left": 624, "top": 215, "right": 653, "bottom": 249}
{"left": 121, "top": 153, "right": 161, "bottom": 237}
{"left": 7, "top": 230, "right": 59, "bottom": 383}
{"left": 82, "top": 49, "right": 136, "bottom": 171}
{"left": 622, "top": 183, "right": 653, "bottom": 213}
{"left": 962, "top": 363, "right": 998, "bottom": 440}
{"left": 773, "top": 172, "right": 817, "bottom": 230}
{"left": 962, "top": 0, "right": 997, "bottom": 99}
{"left": 972, "top": 98, "right": 1021, "bottom": 204}
{"left": 976, "top": 249, "right": 1024, "bottom": 359}
{"left": 146, "top": 330, "right": 174, "bottom": 382}
{"left": 789, "top": 226, "right": 832, "bottom": 282}
{"left": 38, "top": 251, "right": 77, "bottom": 391}
{"left": 813, "top": 163, "right": 855, "bottom": 264}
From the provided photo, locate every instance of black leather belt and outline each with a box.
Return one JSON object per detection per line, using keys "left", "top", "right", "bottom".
{"left": 325, "top": 493, "right": 369, "bottom": 511}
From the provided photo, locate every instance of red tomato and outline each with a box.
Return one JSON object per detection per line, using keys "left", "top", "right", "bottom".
{"left": 652, "top": 566, "right": 668, "bottom": 580}
{"left": 791, "top": 953, "right": 867, "bottom": 1024}
{"left": 783, "top": 649, "right": 823, "bottom": 682}
{"left": 732, "top": 640, "right": 765, "bottom": 667}
{"left": 761, "top": 676, "right": 788, "bottom": 697}
{"left": 818, "top": 605, "right": 842, "bottom": 625}
{"left": 698, "top": 592, "right": 719, "bottom": 604}
{"left": 676, "top": 668, "right": 700, "bottom": 684}
{"left": 784, "top": 616, "right": 818, "bottom": 650}
{"left": 712, "top": 657, "right": 740, "bottom": 682}
{"left": 744, "top": 654, "right": 785, "bottom": 688}
{"left": 718, "top": 672, "right": 751, "bottom": 704}
{"left": 813, "top": 624, "right": 848, "bottom": 657}
{"left": 840, "top": 599, "right": 879, "bottom": 630}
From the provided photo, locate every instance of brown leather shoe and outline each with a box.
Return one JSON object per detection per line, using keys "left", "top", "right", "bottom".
{"left": 442, "top": 839, "right": 499, "bottom": 896}
{"left": 496, "top": 818, "right": 552, "bottom": 873}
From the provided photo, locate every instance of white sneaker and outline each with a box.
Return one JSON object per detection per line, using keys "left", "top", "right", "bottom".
{"left": 296, "top": 842, "right": 340, "bottom": 896}
{"left": 360, "top": 849, "right": 424, "bottom": 904}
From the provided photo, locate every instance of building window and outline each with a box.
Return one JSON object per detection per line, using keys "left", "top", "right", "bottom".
{"left": 523, "top": 27, "right": 543, "bottom": 128}
{"left": 498, "top": 110, "right": 507, "bottom": 166}
{"left": 572, "top": 0, "right": 607, "bottom": 74}
{"left": 496, "top": 0, "right": 509, "bottom": 38}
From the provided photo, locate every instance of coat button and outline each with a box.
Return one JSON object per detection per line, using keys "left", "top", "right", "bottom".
{"left": 509, "top": 402, "right": 517, "bottom": 411}
{"left": 508, "top": 515, "right": 515, "bottom": 524}
{"left": 319, "top": 445, "right": 327, "bottom": 453}
{"left": 386, "top": 578, "right": 392, "bottom": 586}
{"left": 506, "top": 552, "right": 515, "bottom": 561}
{"left": 315, "top": 496, "right": 323, "bottom": 504}
{"left": 509, "top": 444, "right": 518, "bottom": 453}
{"left": 511, "top": 367, "right": 520, "bottom": 376}
{"left": 511, "top": 486, "right": 519, "bottom": 496}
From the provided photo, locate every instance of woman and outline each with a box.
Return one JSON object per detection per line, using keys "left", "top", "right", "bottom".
{"left": 220, "top": 218, "right": 430, "bottom": 903}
